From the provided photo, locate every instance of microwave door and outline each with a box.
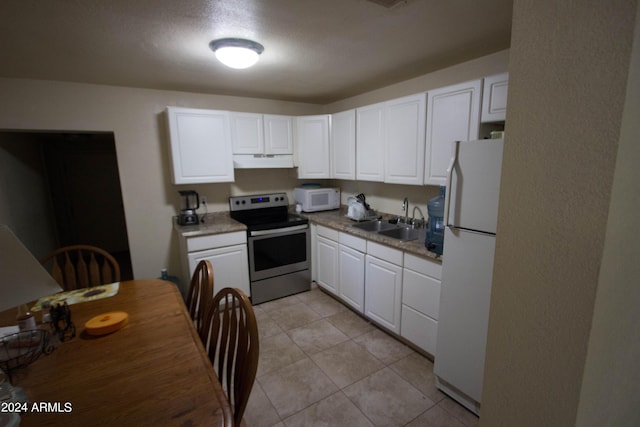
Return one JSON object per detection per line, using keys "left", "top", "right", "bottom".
{"left": 310, "top": 191, "right": 329, "bottom": 208}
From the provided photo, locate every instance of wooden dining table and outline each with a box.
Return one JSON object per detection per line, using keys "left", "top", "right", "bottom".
{"left": 0, "top": 279, "right": 232, "bottom": 427}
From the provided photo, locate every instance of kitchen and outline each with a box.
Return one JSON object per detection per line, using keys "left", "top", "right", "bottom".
{"left": 0, "top": 1, "right": 638, "bottom": 426}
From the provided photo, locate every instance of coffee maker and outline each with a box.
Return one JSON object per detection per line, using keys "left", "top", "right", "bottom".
{"left": 177, "top": 190, "right": 200, "bottom": 225}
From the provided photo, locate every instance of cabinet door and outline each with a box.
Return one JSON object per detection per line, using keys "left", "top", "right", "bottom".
{"left": 231, "top": 112, "right": 264, "bottom": 154}
{"left": 424, "top": 80, "right": 481, "bottom": 186}
{"left": 400, "top": 263, "right": 441, "bottom": 355}
{"left": 315, "top": 235, "right": 339, "bottom": 295}
{"left": 401, "top": 305, "right": 438, "bottom": 355}
{"left": 338, "top": 244, "right": 365, "bottom": 313}
{"left": 481, "top": 73, "right": 509, "bottom": 123}
{"left": 296, "top": 115, "right": 330, "bottom": 179}
{"left": 356, "top": 102, "right": 385, "bottom": 182}
{"left": 188, "top": 244, "right": 250, "bottom": 297}
{"left": 331, "top": 109, "right": 356, "bottom": 180}
{"left": 385, "top": 93, "right": 426, "bottom": 185}
{"left": 264, "top": 114, "right": 293, "bottom": 154}
{"left": 166, "top": 107, "right": 235, "bottom": 184}
{"left": 365, "top": 254, "right": 402, "bottom": 334}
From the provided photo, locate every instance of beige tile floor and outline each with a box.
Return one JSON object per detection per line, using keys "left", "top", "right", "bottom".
{"left": 244, "top": 285, "right": 479, "bottom": 427}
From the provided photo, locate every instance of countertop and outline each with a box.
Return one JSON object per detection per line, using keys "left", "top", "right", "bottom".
{"left": 300, "top": 207, "right": 441, "bottom": 261}
{"left": 173, "top": 211, "right": 246, "bottom": 237}
{"left": 174, "top": 207, "right": 441, "bottom": 262}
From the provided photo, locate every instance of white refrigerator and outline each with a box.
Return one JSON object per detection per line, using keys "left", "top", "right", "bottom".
{"left": 434, "top": 138, "right": 504, "bottom": 416}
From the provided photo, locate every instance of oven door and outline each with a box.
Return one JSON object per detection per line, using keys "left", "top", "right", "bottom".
{"left": 248, "top": 225, "right": 310, "bottom": 281}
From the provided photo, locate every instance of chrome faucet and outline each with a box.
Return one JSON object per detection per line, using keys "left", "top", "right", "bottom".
{"left": 412, "top": 205, "right": 425, "bottom": 228}
{"left": 402, "top": 197, "right": 409, "bottom": 225}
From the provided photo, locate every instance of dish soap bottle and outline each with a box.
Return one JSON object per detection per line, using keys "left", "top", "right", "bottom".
{"left": 426, "top": 186, "right": 446, "bottom": 255}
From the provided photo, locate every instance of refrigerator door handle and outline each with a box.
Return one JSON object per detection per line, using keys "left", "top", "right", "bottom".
{"left": 444, "top": 141, "right": 459, "bottom": 227}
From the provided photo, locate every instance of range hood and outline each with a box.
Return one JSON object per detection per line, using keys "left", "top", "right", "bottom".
{"left": 233, "top": 154, "right": 294, "bottom": 169}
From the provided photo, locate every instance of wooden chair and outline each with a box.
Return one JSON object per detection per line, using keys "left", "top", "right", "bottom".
{"left": 200, "top": 288, "right": 259, "bottom": 427}
{"left": 185, "top": 260, "right": 213, "bottom": 333}
{"left": 40, "top": 244, "right": 121, "bottom": 291}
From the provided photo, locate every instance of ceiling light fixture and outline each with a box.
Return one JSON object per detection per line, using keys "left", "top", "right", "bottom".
{"left": 209, "top": 38, "right": 264, "bottom": 69}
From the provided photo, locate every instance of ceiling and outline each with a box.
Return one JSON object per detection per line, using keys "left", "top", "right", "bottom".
{"left": 0, "top": 0, "right": 513, "bottom": 104}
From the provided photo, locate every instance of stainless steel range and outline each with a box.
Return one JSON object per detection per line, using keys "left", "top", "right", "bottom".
{"left": 229, "top": 193, "right": 310, "bottom": 305}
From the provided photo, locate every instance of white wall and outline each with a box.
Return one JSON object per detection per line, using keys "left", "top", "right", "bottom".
{"left": 324, "top": 49, "right": 509, "bottom": 113}
{"left": 0, "top": 79, "right": 322, "bottom": 279}
{"left": 481, "top": 1, "right": 639, "bottom": 425}
{"left": 576, "top": 2, "right": 640, "bottom": 424}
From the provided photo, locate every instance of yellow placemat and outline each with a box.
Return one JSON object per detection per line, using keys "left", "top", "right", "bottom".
{"left": 31, "top": 282, "right": 120, "bottom": 312}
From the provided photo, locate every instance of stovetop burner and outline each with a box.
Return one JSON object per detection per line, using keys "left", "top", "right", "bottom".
{"left": 229, "top": 193, "right": 308, "bottom": 231}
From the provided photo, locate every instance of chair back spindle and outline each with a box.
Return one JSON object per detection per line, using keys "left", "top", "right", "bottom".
{"left": 200, "top": 288, "right": 258, "bottom": 427}
{"left": 185, "top": 260, "right": 213, "bottom": 333}
{"left": 40, "top": 245, "right": 121, "bottom": 291}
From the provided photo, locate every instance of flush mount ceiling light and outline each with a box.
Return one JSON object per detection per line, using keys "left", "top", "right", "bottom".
{"left": 209, "top": 38, "right": 264, "bottom": 69}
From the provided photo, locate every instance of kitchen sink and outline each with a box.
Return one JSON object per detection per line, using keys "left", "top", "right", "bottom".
{"left": 377, "top": 226, "right": 423, "bottom": 242}
{"left": 351, "top": 220, "right": 425, "bottom": 242}
{"left": 350, "top": 220, "right": 397, "bottom": 232}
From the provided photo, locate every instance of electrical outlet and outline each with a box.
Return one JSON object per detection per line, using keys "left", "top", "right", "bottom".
{"left": 201, "top": 196, "right": 207, "bottom": 206}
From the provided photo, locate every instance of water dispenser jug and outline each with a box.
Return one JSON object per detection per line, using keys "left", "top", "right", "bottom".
{"left": 426, "top": 186, "right": 446, "bottom": 255}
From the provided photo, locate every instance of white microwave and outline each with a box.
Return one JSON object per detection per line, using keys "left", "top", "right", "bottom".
{"left": 294, "top": 187, "right": 340, "bottom": 212}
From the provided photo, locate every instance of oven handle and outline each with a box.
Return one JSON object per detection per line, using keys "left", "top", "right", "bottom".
{"left": 249, "top": 224, "right": 309, "bottom": 237}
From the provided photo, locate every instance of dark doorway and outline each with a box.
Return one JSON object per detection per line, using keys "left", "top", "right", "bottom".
{"left": 0, "top": 131, "right": 133, "bottom": 280}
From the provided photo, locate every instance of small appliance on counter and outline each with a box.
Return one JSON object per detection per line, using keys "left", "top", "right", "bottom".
{"left": 346, "top": 193, "right": 379, "bottom": 221}
{"left": 177, "top": 190, "right": 200, "bottom": 225}
{"left": 294, "top": 187, "right": 340, "bottom": 212}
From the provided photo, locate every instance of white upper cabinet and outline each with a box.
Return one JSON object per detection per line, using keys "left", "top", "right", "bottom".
{"left": 295, "top": 115, "right": 331, "bottom": 179}
{"left": 331, "top": 109, "right": 356, "bottom": 180}
{"left": 481, "top": 73, "right": 509, "bottom": 123}
{"left": 166, "top": 106, "right": 235, "bottom": 184}
{"left": 231, "top": 113, "right": 293, "bottom": 155}
{"left": 231, "top": 112, "right": 264, "bottom": 154}
{"left": 424, "top": 79, "right": 482, "bottom": 186}
{"left": 263, "top": 114, "right": 294, "bottom": 154}
{"left": 356, "top": 94, "right": 426, "bottom": 185}
{"left": 356, "top": 102, "right": 386, "bottom": 182}
{"left": 385, "top": 93, "right": 426, "bottom": 186}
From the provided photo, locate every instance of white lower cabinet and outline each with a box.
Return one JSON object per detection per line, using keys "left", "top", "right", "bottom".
{"left": 400, "top": 253, "right": 442, "bottom": 354}
{"left": 313, "top": 226, "right": 365, "bottom": 313}
{"left": 315, "top": 226, "right": 339, "bottom": 295}
{"left": 181, "top": 231, "right": 250, "bottom": 298}
{"left": 311, "top": 224, "right": 442, "bottom": 354}
{"left": 338, "top": 232, "right": 366, "bottom": 313}
{"left": 365, "top": 242, "right": 403, "bottom": 334}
